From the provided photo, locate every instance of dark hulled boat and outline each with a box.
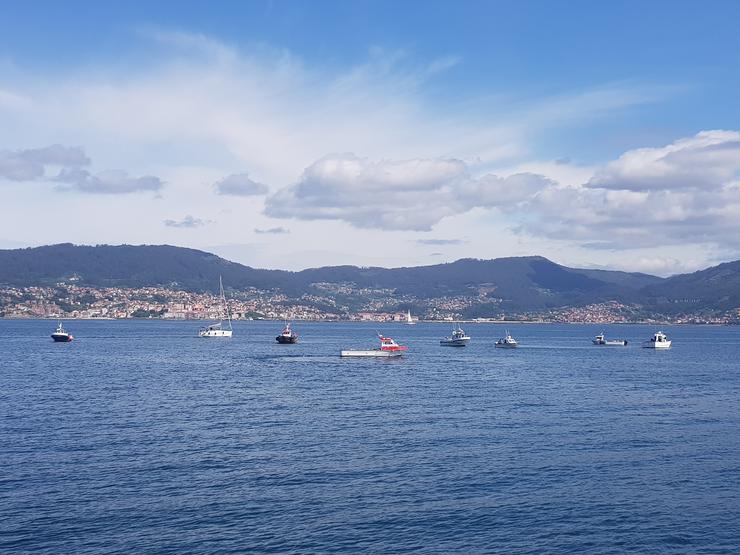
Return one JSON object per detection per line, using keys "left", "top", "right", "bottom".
{"left": 51, "top": 321, "right": 74, "bottom": 342}
{"left": 276, "top": 322, "right": 298, "bottom": 344}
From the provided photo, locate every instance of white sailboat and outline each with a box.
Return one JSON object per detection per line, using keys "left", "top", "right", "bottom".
{"left": 198, "top": 276, "right": 233, "bottom": 337}
{"left": 406, "top": 309, "right": 416, "bottom": 325}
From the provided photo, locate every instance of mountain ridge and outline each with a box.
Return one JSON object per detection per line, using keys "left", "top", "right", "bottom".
{"left": 1, "top": 243, "right": 736, "bottom": 315}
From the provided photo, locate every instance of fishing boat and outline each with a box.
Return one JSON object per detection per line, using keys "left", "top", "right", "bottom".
{"left": 340, "top": 333, "right": 408, "bottom": 357}
{"left": 592, "top": 333, "right": 628, "bottom": 346}
{"left": 495, "top": 330, "right": 518, "bottom": 348}
{"left": 198, "top": 276, "right": 233, "bottom": 337}
{"left": 51, "top": 321, "right": 73, "bottom": 342}
{"left": 642, "top": 330, "right": 671, "bottom": 349}
{"left": 440, "top": 323, "right": 470, "bottom": 346}
{"left": 276, "top": 322, "right": 298, "bottom": 344}
{"left": 405, "top": 309, "right": 416, "bottom": 325}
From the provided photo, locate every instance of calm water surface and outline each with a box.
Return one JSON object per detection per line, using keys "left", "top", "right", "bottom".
{"left": 2, "top": 320, "right": 740, "bottom": 553}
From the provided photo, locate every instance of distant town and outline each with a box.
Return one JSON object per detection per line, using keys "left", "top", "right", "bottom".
{"left": 2, "top": 283, "right": 738, "bottom": 324}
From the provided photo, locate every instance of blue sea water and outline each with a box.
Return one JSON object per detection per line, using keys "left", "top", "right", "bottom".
{"left": 1, "top": 320, "right": 740, "bottom": 554}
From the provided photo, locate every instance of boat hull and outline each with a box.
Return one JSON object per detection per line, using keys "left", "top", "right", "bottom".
{"left": 340, "top": 349, "right": 403, "bottom": 357}
{"left": 643, "top": 341, "right": 671, "bottom": 349}
{"left": 495, "top": 343, "right": 517, "bottom": 349}
{"left": 440, "top": 339, "right": 469, "bottom": 347}
{"left": 199, "top": 329, "right": 233, "bottom": 338}
{"left": 594, "top": 340, "right": 628, "bottom": 346}
{"left": 51, "top": 333, "right": 73, "bottom": 342}
{"left": 276, "top": 335, "right": 298, "bottom": 344}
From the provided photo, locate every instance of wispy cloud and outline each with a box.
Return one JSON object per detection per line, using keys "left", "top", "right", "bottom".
{"left": 417, "top": 238, "right": 466, "bottom": 246}
{"left": 163, "top": 214, "right": 211, "bottom": 228}
{"left": 254, "top": 226, "right": 289, "bottom": 234}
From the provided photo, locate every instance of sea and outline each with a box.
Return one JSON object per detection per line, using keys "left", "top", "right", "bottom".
{"left": 2, "top": 319, "right": 740, "bottom": 554}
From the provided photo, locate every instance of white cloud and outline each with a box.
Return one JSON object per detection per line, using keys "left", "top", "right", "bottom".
{"left": 265, "top": 153, "right": 553, "bottom": 230}
{"left": 214, "top": 173, "right": 269, "bottom": 196}
{"left": 517, "top": 130, "right": 740, "bottom": 252}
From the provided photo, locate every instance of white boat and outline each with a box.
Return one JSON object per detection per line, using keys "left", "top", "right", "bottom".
{"left": 341, "top": 334, "right": 408, "bottom": 357}
{"left": 495, "top": 330, "right": 518, "bottom": 348}
{"left": 592, "top": 333, "right": 628, "bottom": 346}
{"left": 276, "top": 321, "right": 298, "bottom": 344}
{"left": 51, "top": 321, "right": 73, "bottom": 342}
{"left": 440, "top": 323, "right": 470, "bottom": 346}
{"left": 643, "top": 330, "right": 671, "bottom": 349}
{"left": 198, "top": 276, "right": 233, "bottom": 338}
{"left": 406, "top": 309, "right": 416, "bottom": 325}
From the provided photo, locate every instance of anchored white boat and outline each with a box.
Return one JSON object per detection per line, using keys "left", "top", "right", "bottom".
{"left": 643, "top": 330, "right": 671, "bottom": 349}
{"left": 440, "top": 324, "right": 470, "bottom": 347}
{"left": 405, "top": 309, "right": 416, "bottom": 325}
{"left": 341, "top": 334, "right": 408, "bottom": 357}
{"left": 592, "top": 333, "right": 628, "bottom": 346}
{"left": 51, "top": 321, "right": 73, "bottom": 342}
{"left": 198, "top": 276, "right": 233, "bottom": 338}
{"left": 495, "top": 330, "right": 518, "bottom": 349}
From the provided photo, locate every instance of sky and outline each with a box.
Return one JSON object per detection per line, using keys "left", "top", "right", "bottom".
{"left": 2, "top": 0, "right": 740, "bottom": 276}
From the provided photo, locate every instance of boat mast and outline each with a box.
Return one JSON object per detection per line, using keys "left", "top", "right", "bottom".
{"left": 220, "top": 275, "right": 232, "bottom": 330}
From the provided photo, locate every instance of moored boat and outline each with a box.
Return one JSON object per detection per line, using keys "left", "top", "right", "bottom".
{"left": 276, "top": 322, "right": 298, "bottom": 344}
{"left": 405, "top": 309, "right": 416, "bottom": 325}
{"left": 592, "top": 333, "right": 628, "bottom": 346}
{"left": 341, "top": 334, "right": 408, "bottom": 357}
{"left": 643, "top": 330, "right": 671, "bottom": 349}
{"left": 440, "top": 324, "right": 470, "bottom": 347}
{"left": 495, "top": 330, "right": 518, "bottom": 348}
{"left": 51, "top": 321, "right": 73, "bottom": 342}
{"left": 199, "top": 276, "right": 233, "bottom": 337}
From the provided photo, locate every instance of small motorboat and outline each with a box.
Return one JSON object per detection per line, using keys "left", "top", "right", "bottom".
{"left": 51, "top": 321, "right": 73, "bottom": 342}
{"left": 276, "top": 322, "right": 298, "bottom": 344}
{"left": 341, "top": 333, "right": 408, "bottom": 357}
{"left": 592, "top": 333, "right": 628, "bottom": 346}
{"left": 643, "top": 330, "right": 671, "bottom": 349}
{"left": 495, "top": 331, "right": 518, "bottom": 348}
{"left": 440, "top": 324, "right": 470, "bottom": 347}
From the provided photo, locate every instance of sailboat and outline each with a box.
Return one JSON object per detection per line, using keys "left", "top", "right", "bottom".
{"left": 198, "top": 276, "right": 233, "bottom": 337}
{"left": 406, "top": 309, "right": 416, "bottom": 325}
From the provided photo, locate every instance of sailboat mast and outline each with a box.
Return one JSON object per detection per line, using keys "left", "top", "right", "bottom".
{"left": 219, "top": 275, "right": 233, "bottom": 330}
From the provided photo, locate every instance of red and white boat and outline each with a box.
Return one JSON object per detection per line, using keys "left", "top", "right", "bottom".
{"left": 340, "top": 333, "right": 408, "bottom": 357}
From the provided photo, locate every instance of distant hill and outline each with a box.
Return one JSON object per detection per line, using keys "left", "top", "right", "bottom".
{"left": 640, "top": 260, "right": 740, "bottom": 312}
{"left": 7, "top": 243, "right": 739, "bottom": 314}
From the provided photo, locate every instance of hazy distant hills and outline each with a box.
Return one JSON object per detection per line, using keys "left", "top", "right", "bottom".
{"left": 0, "top": 243, "right": 738, "bottom": 313}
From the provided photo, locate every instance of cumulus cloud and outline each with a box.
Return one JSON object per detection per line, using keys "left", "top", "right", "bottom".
{"left": 0, "top": 144, "right": 89, "bottom": 181}
{"left": 163, "top": 214, "right": 210, "bottom": 228}
{"left": 265, "top": 153, "right": 553, "bottom": 231}
{"left": 254, "top": 227, "right": 289, "bottom": 234}
{"left": 518, "top": 130, "right": 740, "bottom": 250}
{"left": 587, "top": 130, "right": 740, "bottom": 192}
{"left": 56, "top": 168, "right": 164, "bottom": 194}
{"left": 214, "top": 173, "right": 269, "bottom": 196}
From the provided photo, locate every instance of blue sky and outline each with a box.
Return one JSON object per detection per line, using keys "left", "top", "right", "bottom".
{"left": 2, "top": 1, "right": 740, "bottom": 274}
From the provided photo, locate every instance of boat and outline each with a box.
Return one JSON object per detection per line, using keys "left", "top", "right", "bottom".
{"left": 440, "top": 323, "right": 470, "bottom": 346}
{"left": 198, "top": 276, "right": 233, "bottom": 337}
{"left": 495, "top": 330, "right": 518, "bottom": 348}
{"left": 592, "top": 333, "right": 628, "bottom": 346}
{"left": 405, "top": 309, "right": 416, "bottom": 325}
{"left": 51, "top": 321, "right": 73, "bottom": 342}
{"left": 340, "top": 333, "right": 408, "bottom": 357}
{"left": 643, "top": 330, "right": 671, "bottom": 349}
{"left": 276, "top": 322, "right": 298, "bottom": 344}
